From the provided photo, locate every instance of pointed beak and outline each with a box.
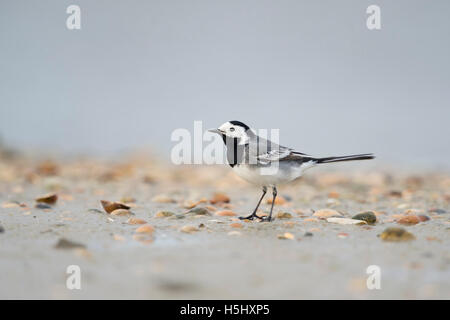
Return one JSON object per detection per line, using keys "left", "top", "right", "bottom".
{"left": 208, "top": 128, "right": 223, "bottom": 134}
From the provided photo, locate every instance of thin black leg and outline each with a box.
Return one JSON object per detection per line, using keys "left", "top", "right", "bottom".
{"left": 239, "top": 186, "right": 267, "bottom": 220}
{"left": 261, "top": 187, "right": 277, "bottom": 222}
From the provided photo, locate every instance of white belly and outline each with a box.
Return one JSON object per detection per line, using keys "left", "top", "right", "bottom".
{"left": 232, "top": 161, "right": 316, "bottom": 187}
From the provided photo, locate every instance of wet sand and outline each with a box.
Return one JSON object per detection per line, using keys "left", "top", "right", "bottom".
{"left": 0, "top": 152, "right": 449, "bottom": 299}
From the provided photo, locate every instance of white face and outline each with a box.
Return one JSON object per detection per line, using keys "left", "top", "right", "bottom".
{"left": 218, "top": 122, "right": 248, "bottom": 139}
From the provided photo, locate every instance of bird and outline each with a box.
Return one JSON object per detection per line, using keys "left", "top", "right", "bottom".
{"left": 209, "top": 120, "right": 374, "bottom": 222}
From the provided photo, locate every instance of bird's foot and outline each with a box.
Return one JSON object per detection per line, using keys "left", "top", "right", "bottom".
{"left": 259, "top": 216, "right": 273, "bottom": 222}
{"left": 239, "top": 213, "right": 263, "bottom": 221}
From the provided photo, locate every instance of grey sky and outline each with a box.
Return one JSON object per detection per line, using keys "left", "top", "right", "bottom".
{"left": 0, "top": 0, "right": 449, "bottom": 167}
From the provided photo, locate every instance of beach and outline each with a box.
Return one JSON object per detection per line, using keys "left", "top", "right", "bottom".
{"left": 0, "top": 151, "right": 449, "bottom": 299}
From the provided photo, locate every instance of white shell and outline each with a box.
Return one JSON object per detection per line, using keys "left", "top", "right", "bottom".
{"left": 326, "top": 218, "right": 367, "bottom": 225}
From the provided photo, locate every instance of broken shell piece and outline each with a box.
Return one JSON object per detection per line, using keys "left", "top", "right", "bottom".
{"left": 2, "top": 202, "right": 20, "bottom": 208}
{"left": 215, "top": 210, "right": 236, "bottom": 217}
{"left": 36, "top": 160, "right": 59, "bottom": 176}
{"left": 205, "top": 205, "right": 217, "bottom": 212}
{"left": 182, "top": 200, "right": 200, "bottom": 209}
{"left": 151, "top": 194, "right": 176, "bottom": 203}
{"left": 186, "top": 207, "right": 210, "bottom": 216}
{"left": 126, "top": 218, "right": 147, "bottom": 224}
{"left": 120, "top": 196, "right": 136, "bottom": 203}
{"left": 304, "top": 217, "right": 319, "bottom": 222}
{"left": 210, "top": 193, "right": 230, "bottom": 204}
{"left": 113, "top": 234, "right": 125, "bottom": 241}
{"left": 337, "top": 233, "right": 349, "bottom": 239}
{"left": 180, "top": 225, "right": 199, "bottom": 233}
{"left": 418, "top": 215, "right": 430, "bottom": 222}
{"left": 275, "top": 212, "right": 292, "bottom": 219}
{"left": 313, "top": 209, "right": 342, "bottom": 219}
{"left": 74, "top": 248, "right": 93, "bottom": 259}
{"left": 326, "top": 218, "right": 367, "bottom": 225}
{"left": 277, "top": 232, "right": 295, "bottom": 240}
{"left": 110, "top": 209, "right": 131, "bottom": 216}
{"left": 266, "top": 196, "right": 286, "bottom": 205}
{"left": 100, "top": 200, "right": 130, "bottom": 213}
{"left": 328, "top": 191, "right": 340, "bottom": 199}
{"left": 35, "top": 193, "right": 58, "bottom": 205}
{"left": 133, "top": 234, "right": 153, "bottom": 244}
{"left": 135, "top": 225, "right": 155, "bottom": 234}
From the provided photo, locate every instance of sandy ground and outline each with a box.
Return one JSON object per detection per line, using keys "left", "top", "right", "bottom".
{"left": 0, "top": 151, "right": 449, "bottom": 299}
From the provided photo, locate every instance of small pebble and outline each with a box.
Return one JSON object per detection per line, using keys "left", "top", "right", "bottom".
{"left": 54, "top": 238, "right": 86, "bottom": 250}
{"left": 352, "top": 212, "right": 377, "bottom": 224}
{"left": 304, "top": 232, "right": 313, "bottom": 237}
{"left": 388, "top": 191, "right": 403, "bottom": 198}
{"left": 396, "top": 215, "right": 420, "bottom": 225}
{"left": 230, "top": 223, "right": 243, "bottom": 228}
{"left": 379, "top": 227, "right": 415, "bottom": 242}
{"left": 155, "top": 211, "right": 175, "bottom": 218}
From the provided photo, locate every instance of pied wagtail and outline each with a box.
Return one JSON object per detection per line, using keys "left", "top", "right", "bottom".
{"left": 209, "top": 120, "right": 374, "bottom": 222}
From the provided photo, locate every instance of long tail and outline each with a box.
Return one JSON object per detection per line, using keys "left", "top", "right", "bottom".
{"left": 314, "top": 153, "right": 375, "bottom": 164}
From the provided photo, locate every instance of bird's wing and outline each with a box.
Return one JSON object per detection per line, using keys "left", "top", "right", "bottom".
{"left": 257, "top": 145, "right": 293, "bottom": 162}
{"left": 247, "top": 135, "right": 312, "bottom": 164}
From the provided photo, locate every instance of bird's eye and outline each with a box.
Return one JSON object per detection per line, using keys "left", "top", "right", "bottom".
{"left": 229, "top": 127, "right": 235, "bottom": 132}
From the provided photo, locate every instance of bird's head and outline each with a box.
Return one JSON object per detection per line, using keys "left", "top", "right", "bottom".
{"left": 209, "top": 121, "right": 251, "bottom": 144}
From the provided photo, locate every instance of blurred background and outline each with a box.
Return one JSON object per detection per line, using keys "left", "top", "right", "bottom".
{"left": 1, "top": 0, "right": 449, "bottom": 167}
